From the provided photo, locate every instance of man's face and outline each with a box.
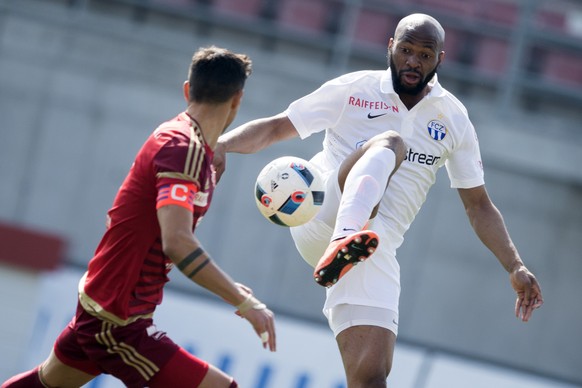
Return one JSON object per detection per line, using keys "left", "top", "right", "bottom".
{"left": 388, "top": 27, "right": 442, "bottom": 96}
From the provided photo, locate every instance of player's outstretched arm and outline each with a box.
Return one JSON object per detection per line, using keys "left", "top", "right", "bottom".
{"left": 214, "top": 113, "right": 299, "bottom": 182}
{"left": 157, "top": 204, "right": 276, "bottom": 351}
{"left": 458, "top": 186, "right": 544, "bottom": 322}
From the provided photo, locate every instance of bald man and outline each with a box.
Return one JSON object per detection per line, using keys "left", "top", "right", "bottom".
{"left": 214, "top": 14, "right": 543, "bottom": 387}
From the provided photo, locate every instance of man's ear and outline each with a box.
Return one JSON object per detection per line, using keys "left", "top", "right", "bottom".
{"left": 438, "top": 50, "right": 446, "bottom": 63}
{"left": 231, "top": 89, "right": 244, "bottom": 110}
{"left": 183, "top": 81, "right": 189, "bottom": 102}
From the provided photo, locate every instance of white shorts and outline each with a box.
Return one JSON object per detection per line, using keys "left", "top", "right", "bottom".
{"left": 328, "top": 304, "right": 399, "bottom": 337}
{"left": 290, "top": 169, "right": 401, "bottom": 336}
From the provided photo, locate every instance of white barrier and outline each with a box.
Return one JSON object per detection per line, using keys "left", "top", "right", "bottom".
{"left": 6, "top": 267, "right": 577, "bottom": 388}
{"left": 21, "top": 268, "right": 350, "bottom": 387}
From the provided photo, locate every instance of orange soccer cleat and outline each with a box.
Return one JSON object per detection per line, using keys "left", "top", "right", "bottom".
{"left": 313, "top": 230, "right": 379, "bottom": 287}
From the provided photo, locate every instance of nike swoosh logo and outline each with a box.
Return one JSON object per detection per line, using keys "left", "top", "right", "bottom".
{"left": 367, "top": 113, "right": 388, "bottom": 119}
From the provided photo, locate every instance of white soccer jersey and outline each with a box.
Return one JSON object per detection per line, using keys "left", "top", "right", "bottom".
{"left": 286, "top": 69, "right": 484, "bottom": 258}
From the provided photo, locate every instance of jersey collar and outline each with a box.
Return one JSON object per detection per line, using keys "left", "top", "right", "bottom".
{"left": 180, "top": 111, "right": 209, "bottom": 148}
{"left": 381, "top": 68, "right": 446, "bottom": 98}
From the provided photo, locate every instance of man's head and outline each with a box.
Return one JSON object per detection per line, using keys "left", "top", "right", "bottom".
{"left": 387, "top": 14, "right": 445, "bottom": 96}
{"left": 186, "top": 46, "right": 252, "bottom": 104}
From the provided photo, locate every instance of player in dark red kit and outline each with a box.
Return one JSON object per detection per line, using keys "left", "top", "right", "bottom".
{"left": 2, "top": 46, "right": 275, "bottom": 388}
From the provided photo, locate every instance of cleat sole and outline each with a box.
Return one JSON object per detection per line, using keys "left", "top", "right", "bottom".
{"left": 313, "top": 231, "right": 379, "bottom": 287}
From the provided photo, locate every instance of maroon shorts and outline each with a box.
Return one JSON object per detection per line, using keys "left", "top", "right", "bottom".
{"left": 54, "top": 303, "right": 208, "bottom": 387}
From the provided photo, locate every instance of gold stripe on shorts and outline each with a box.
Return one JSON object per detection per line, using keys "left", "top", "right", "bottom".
{"left": 95, "top": 321, "right": 160, "bottom": 380}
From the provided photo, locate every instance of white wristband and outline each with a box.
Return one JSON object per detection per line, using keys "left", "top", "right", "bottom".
{"left": 236, "top": 294, "right": 266, "bottom": 314}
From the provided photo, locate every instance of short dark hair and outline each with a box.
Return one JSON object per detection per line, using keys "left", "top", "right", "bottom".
{"left": 187, "top": 46, "right": 252, "bottom": 104}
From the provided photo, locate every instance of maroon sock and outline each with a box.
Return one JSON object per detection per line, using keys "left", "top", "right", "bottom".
{"left": 1, "top": 366, "right": 45, "bottom": 388}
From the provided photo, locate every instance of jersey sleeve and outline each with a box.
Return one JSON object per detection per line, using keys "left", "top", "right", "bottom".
{"left": 445, "top": 120, "right": 485, "bottom": 189}
{"left": 285, "top": 76, "right": 352, "bottom": 139}
{"left": 154, "top": 133, "right": 193, "bottom": 180}
{"left": 153, "top": 127, "right": 206, "bottom": 185}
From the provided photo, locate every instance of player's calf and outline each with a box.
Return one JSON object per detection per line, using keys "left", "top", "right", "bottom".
{"left": 1, "top": 366, "right": 45, "bottom": 388}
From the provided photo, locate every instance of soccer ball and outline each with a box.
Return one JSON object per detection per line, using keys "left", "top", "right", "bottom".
{"left": 254, "top": 156, "right": 325, "bottom": 227}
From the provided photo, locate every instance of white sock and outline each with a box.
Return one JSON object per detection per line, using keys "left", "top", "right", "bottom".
{"left": 331, "top": 147, "right": 396, "bottom": 241}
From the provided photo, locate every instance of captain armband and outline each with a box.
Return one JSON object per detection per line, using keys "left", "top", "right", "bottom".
{"left": 156, "top": 182, "right": 197, "bottom": 211}
{"left": 236, "top": 294, "right": 267, "bottom": 315}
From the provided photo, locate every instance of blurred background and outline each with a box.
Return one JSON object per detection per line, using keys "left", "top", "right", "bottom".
{"left": 0, "top": 0, "right": 581, "bottom": 387}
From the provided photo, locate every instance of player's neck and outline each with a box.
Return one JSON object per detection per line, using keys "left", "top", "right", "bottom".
{"left": 398, "top": 86, "right": 431, "bottom": 110}
{"left": 186, "top": 103, "right": 231, "bottom": 149}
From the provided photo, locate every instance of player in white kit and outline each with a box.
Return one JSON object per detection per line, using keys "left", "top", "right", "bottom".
{"left": 214, "top": 13, "right": 543, "bottom": 387}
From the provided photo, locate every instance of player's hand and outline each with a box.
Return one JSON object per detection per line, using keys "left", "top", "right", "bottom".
{"left": 234, "top": 286, "right": 276, "bottom": 351}
{"left": 213, "top": 141, "right": 227, "bottom": 183}
{"left": 240, "top": 305, "right": 277, "bottom": 352}
{"left": 510, "top": 265, "right": 543, "bottom": 322}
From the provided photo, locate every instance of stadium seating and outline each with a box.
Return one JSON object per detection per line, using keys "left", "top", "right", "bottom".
{"left": 352, "top": 6, "right": 396, "bottom": 48}
{"left": 212, "top": 0, "right": 263, "bottom": 19}
{"left": 417, "top": 0, "right": 480, "bottom": 18}
{"left": 276, "top": 0, "right": 330, "bottom": 34}
{"left": 474, "top": 37, "right": 510, "bottom": 75}
{"left": 140, "top": 0, "right": 580, "bottom": 101}
{"left": 542, "top": 50, "right": 582, "bottom": 86}
{"left": 477, "top": 0, "right": 518, "bottom": 26}
{"left": 442, "top": 27, "right": 470, "bottom": 63}
{"left": 535, "top": 8, "right": 566, "bottom": 33}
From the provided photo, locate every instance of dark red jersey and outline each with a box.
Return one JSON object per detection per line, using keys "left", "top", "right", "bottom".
{"left": 79, "top": 112, "right": 215, "bottom": 325}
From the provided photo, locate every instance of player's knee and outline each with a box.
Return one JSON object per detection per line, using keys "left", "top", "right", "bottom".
{"left": 345, "top": 351, "right": 392, "bottom": 385}
{"left": 365, "top": 363, "right": 392, "bottom": 386}
{"left": 364, "top": 376, "right": 389, "bottom": 387}
{"left": 384, "top": 131, "right": 407, "bottom": 164}
{"left": 368, "top": 131, "right": 407, "bottom": 165}
{"left": 348, "top": 367, "right": 390, "bottom": 387}
{"left": 360, "top": 349, "right": 393, "bottom": 383}
{"left": 386, "top": 357, "right": 393, "bottom": 376}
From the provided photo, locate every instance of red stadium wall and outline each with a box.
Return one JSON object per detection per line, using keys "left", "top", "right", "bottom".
{"left": 0, "top": 222, "right": 65, "bottom": 271}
